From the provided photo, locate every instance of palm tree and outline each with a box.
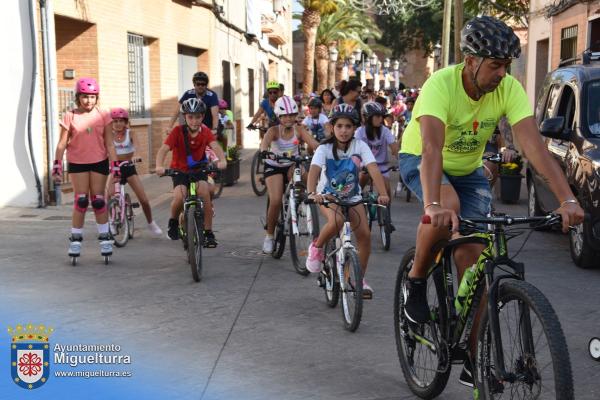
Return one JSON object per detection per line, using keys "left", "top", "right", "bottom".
{"left": 313, "top": 3, "right": 382, "bottom": 92}
{"left": 299, "top": 0, "right": 338, "bottom": 95}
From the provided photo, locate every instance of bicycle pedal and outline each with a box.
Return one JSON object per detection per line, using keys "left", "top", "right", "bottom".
{"left": 131, "top": 202, "right": 140, "bottom": 208}
{"left": 362, "top": 292, "right": 373, "bottom": 300}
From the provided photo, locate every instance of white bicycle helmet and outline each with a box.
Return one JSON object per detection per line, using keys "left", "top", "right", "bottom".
{"left": 274, "top": 95, "right": 299, "bottom": 117}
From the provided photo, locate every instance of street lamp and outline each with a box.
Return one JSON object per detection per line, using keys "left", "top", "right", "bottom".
{"left": 329, "top": 46, "right": 338, "bottom": 62}
{"left": 392, "top": 59, "right": 400, "bottom": 71}
{"left": 383, "top": 58, "right": 391, "bottom": 69}
{"left": 348, "top": 54, "right": 356, "bottom": 65}
{"left": 369, "top": 53, "right": 378, "bottom": 68}
{"left": 353, "top": 49, "right": 362, "bottom": 62}
{"left": 433, "top": 43, "right": 442, "bottom": 60}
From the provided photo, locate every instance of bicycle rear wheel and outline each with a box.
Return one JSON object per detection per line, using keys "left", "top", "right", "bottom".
{"left": 340, "top": 249, "right": 363, "bottom": 332}
{"left": 289, "top": 202, "right": 319, "bottom": 276}
{"left": 186, "top": 205, "right": 204, "bottom": 282}
{"left": 251, "top": 151, "right": 267, "bottom": 196}
{"left": 108, "top": 198, "right": 129, "bottom": 247}
{"left": 377, "top": 205, "right": 391, "bottom": 251}
{"left": 394, "top": 248, "right": 451, "bottom": 399}
{"left": 212, "top": 171, "right": 224, "bottom": 199}
{"left": 475, "top": 280, "right": 573, "bottom": 400}
{"left": 321, "top": 239, "right": 339, "bottom": 307}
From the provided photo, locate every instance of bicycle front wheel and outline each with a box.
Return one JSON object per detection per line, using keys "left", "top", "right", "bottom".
{"left": 394, "top": 248, "right": 451, "bottom": 399}
{"left": 251, "top": 151, "right": 267, "bottom": 196}
{"left": 340, "top": 249, "right": 363, "bottom": 332}
{"left": 125, "top": 193, "right": 135, "bottom": 238}
{"left": 476, "top": 280, "right": 573, "bottom": 400}
{"left": 108, "top": 198, "right": 129, "bottom": 247}
{"left": 289, "top": 202, "right": 320, "bottom": 276}
{"left": 321, "top": 239, "right": 339, "bottom": 307}
{"left": 186, "top": 205, "right": 204, "bottom": 282}
{"left": 377, "top": 205, "right": 391, "bottom": 251}
{"left": 271, "top": 200, "right": 286, "bottom": 259}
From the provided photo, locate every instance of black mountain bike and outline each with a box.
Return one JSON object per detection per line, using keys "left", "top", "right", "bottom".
{"left": 163, "top": 164, "right": 219, "bottom": 282}
{"left": 394, "top": 213, "right": 574, "bottom": 399}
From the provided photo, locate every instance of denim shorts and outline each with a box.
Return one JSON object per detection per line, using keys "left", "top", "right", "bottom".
{"left": 398, "top": 153, "right": 492, "bottom": 219}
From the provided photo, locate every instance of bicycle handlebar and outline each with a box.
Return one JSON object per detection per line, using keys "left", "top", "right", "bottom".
{"left": 116, "top": 157, "right": 142, "bottom": 167}
{"left": 483, "top": 153, "right": 502, "bottom": 164}
{"left": 304, "top": 194, "right": 386, "bottom": 209}
{"left": 420, "top": 213, "right": 563, "bottom": 228}
{"left": 261, "top": 151, "right": 311, "bottom": 164}
{"left": 162, "top": 164, "right": 220, "bottom": 177}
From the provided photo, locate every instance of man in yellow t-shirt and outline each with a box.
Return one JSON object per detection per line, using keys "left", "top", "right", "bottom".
{"left": 399, "top": 15, "right": 584, "bottom": 387}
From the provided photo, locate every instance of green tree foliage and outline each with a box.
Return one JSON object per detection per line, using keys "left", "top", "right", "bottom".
{"left": 464, "top": 0, "right": 530, "bottom": 27}
{"left": 376, "top": 0, "right": 444, "bottom": 58}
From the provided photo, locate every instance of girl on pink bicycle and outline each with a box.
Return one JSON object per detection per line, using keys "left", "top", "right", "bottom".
{"left": 107, "top": 107, "right": 162, "bottom": 236}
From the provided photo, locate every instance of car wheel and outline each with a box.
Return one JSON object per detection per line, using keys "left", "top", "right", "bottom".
{"left": 569, "top": 218, "right": 597, "bottom": 269}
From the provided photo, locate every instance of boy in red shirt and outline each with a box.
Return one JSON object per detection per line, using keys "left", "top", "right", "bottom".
{"left": 156, "top": 98, "right": 226, "bottom": 246}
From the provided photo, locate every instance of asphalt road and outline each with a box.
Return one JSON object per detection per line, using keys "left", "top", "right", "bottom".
{"left": 1, "top": 151, "right": 599, "bottom": 399}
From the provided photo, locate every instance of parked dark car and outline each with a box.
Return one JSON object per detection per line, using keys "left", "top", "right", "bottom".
{"left": 527, "top": 62, "right": 600, "bottom": 269}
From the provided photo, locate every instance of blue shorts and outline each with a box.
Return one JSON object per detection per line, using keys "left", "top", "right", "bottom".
{"left": 398, "top": 153, "right": 492, "bottom": 219}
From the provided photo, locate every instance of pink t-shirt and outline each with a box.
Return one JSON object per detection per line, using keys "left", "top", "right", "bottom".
{"left": 60, "top": 108, "right": 112, "bottom": 164}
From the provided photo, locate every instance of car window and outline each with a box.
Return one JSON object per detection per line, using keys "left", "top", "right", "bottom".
{"left": 588, "top": 80, "right": 600, "bottom": 136}
{"left": 556, "top": 85, "right": 576, "bottom": 130}
{"left": 544, "top": 84, "right": 561, "bottom": 120}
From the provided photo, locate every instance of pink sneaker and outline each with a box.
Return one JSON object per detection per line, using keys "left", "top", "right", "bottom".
{"left": 306, "top": 241, "right": 324, "bottom": 273}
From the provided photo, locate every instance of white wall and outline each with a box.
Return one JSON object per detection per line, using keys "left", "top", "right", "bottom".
{"left": 0, "top": 0, "right": 44, "bottom": 207}
{"left": 526, "top": 0, "right": 553, "bottom": 108}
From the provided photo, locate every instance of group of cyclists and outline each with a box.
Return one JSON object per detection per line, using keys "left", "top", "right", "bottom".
{"left": 52, "top": 15, "right": 585, "bottom": 396}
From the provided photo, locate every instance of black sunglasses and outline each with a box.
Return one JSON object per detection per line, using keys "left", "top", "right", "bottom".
{"left": 268, "top": 90, "right": 279, "bottom": 95}
{"left": 194, "top": 81, "right": 208, "bottom": 87}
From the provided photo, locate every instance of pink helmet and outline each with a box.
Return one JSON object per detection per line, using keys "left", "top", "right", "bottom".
{"left": 218, "top": 99, "right": 228, "bottom": 109}
{"left": 110, "top": 107, "right": 129, "bottom": 120}
{"left": 76, "top": 77, "right": 99, "bottom": 94}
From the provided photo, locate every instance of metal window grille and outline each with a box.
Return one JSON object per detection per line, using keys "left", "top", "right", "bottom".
{"left": 128, "top": 33, "right": 146, "bottom": 117}
{"left": 560, "top": 25, "right": 578, "bottom": 64}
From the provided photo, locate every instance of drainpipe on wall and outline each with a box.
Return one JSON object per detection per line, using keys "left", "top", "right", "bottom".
{"left": 39, "top": 0, "right": 59, "bottom": 205}
{"left": 27, "top": 0, "right": 44, "bottom": 207}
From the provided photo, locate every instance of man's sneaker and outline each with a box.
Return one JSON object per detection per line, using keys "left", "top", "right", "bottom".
{"left": 403, "top": 277, "right": 430, "bottom": 324}
{"left": 68, "top": 234, "right": 83, "bottom": 257}
{"left": 98, "top": 233, "right": 113, "bottom": 256}
{"left": 204, "top": 230, "right": 218, "bottom": 248}
{"left": 363, "top": 279, "right": 373, "bottom": 299}
{"left": 262, "top": 236, "right": 274, "bottom": 253}
{"left": 305, "top": 240, "right": 324, "bottom": 273}
{"left": 147, "top": 221, "right": 163, "bottom": 236}
{"left": 167, "top": 218, "right": 179, "bottom": 240}
{"left": 458, "top": 358, "right": 474, "bottom": 387}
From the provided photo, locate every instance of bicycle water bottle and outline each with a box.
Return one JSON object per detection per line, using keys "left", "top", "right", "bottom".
{"left": 455, "top": 265, "right": 476, "bottom": 314}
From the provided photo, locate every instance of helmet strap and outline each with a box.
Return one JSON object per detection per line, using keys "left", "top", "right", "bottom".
{"left": 471, "top": 57, "right": 488, "bottom": 99}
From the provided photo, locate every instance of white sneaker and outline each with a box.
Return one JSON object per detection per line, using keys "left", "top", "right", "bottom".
{"left": 262, "top": 236, "right": 274, "bottom": 253}
{"left": 147, "top": 221, "right": 163, "bottom": 236}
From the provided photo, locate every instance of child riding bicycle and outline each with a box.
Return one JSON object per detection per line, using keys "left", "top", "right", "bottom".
{"left": 155, "top": 98, "right": 226, "bottom": 246}
{"left": 305, "top": 104, "right": 390, "bottom": 298}
{"left": 107, "top": 107, "right": 162, "bottom": 236}
{"left": 259, "top": 95, "right": 319, "bottom": 253}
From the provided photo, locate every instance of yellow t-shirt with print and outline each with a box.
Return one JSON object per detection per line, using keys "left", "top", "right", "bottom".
{"left": 400, "top": 63, "right": 532, "bottom": 176}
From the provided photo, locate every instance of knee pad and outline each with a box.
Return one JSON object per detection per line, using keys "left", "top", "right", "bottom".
{"left": 91, "top": 195, "right": 106, "bottom": 214}
{"left": 74, "top": 194, "right": 89, "bottom": 213}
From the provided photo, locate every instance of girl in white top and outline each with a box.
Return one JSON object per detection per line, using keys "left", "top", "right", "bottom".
{"left": 306, "top": 104, "right": 389, "bottom": 297}
{"left": 108, "top": 108, "right": 162, "bottom": 236}
{"left": 259, "top": 96, "right": 319, "bottom": 254}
